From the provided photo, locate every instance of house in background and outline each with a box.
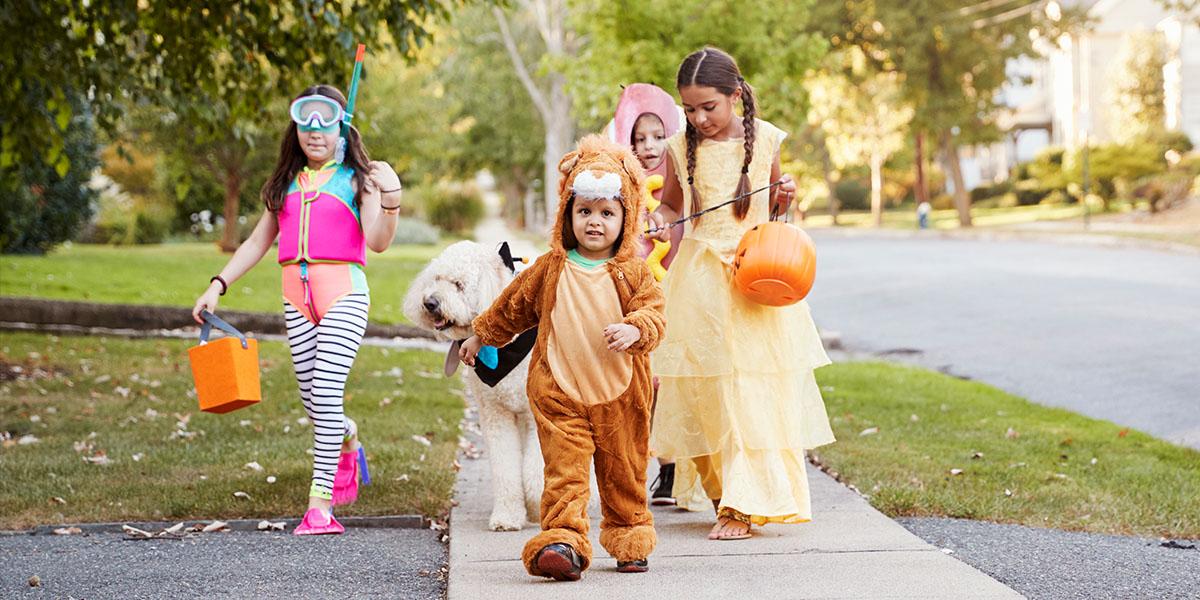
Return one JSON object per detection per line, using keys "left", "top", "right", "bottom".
{"left": 966, "top": 0, "right": 1199, "bottom": 187}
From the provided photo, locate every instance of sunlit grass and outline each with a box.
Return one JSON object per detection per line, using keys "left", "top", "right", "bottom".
{"left": 0, "top": 332, "right": 463, "bottom": 529}
{"left": 814, "top": 361, "right": 1200, "bottom": 539}
{"left": 0, "top": 242, "right": 447, "bottom": 325}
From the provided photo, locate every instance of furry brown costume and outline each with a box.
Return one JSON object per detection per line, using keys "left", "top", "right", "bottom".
{"left": 472, "top": 135, "right": 665, "bottom": 576}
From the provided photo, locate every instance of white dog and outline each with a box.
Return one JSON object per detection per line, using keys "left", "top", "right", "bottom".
{"left": 403, "top": 240, "right": 542, "bottom": 531}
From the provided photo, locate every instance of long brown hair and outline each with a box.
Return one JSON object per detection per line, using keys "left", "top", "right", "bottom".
{"left": 676, "top": 47, "right": 758, "bottom": 221}
{"left": 260, "top": 85, "right": 371, "bottom": 213}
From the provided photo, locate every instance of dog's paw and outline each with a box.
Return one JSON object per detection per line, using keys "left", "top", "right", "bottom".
{"left": 488, "top": 513, "right": 526, "bottom": 531}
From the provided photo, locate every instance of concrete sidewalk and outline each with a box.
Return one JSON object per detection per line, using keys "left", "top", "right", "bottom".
{"left": 447, "top": 437, "right": 1023, "bottom": 600}
{"left": 461, "top": 188, "right": 1022, "bottom": 599}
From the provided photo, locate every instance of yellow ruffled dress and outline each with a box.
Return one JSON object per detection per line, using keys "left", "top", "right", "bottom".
{"left": 651, "top": 119, "right": 835, "bottom": 525}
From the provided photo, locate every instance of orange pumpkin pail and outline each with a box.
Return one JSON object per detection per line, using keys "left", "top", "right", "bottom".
{"left": 188, "top": 310, "right": 262, "bottom": 414}
{"left": 732, "top": 221, "right": 817, "bottom": 307}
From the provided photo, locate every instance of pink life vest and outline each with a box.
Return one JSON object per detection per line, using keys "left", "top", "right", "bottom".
{"left": 277, "top": 164, "right": 366, "bottom": 266}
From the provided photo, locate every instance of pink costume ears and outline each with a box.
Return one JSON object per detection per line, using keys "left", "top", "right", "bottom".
{"left": 606, "top": 83, "right": 684, "bottom": 146}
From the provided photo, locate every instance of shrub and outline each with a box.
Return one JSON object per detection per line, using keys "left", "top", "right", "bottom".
{"left": 423, "top": 185, "right": 485, "bottom": 235}
{"left": 970, "top": 180, "right": 1013, "bottom": 202}
{"left": 834, "top": 179, "right": 870, "bottom": 211}
{"left": 1013, "top": 180, "right": 1051, "bottom": 206}
{"left": 392, "top": 217, "right": 440, "bottom": 245}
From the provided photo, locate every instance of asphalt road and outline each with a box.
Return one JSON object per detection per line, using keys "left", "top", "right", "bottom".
{"left": 898, "top": 517, "right": 1200, "bottom": 600}
{"left": 806, "top": 232, "right": 1200, "bottom": 449}
{"left": 1, "top": 528, "right": 447, "bottom": 599}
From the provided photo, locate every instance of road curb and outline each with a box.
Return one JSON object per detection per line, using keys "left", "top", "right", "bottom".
{"left": 5, "top": 514, "right": 428, "bottom": 536}
{"left": 807, "top": 226, "right": 1200, "bottom": 255}
{"left": 0, "top": 296, "right": 434, "bottom": 340}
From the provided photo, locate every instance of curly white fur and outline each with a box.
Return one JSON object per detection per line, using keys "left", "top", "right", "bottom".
{"left": 403, "top": 241, "right": 543, "bottom": 531}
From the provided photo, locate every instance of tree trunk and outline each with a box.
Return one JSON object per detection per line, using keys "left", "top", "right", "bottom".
{"left": 914, "top": 132, "right": 929, "bottom": 205}
{"left": 542, "top": 75, "right": 573, "bottom": 228}
{"left": 820, "top": 139, "right": 839, "bottom": 226}
{"left": 870, "top": 154, "right": 884, "bottom": 228}
{"left": 939, "top": 131, "right": 972, "bottom": 227}
{"left": 220, "top": 170, "right": 242, "bottom": 253}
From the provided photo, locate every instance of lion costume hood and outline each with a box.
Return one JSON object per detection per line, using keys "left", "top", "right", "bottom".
{"left": 550, "top": 134, "right": 647, "bottom": 261}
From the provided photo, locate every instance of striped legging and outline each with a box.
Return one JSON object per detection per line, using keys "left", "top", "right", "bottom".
{"left": 284, "top": 294, "right": 369, "bottom": 500}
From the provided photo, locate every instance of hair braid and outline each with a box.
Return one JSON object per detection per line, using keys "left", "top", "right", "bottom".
{"left": 685, "top": 121, "right": 703, "bottom": 222}
{"left": 733, "top": 79, "right": 757, "bottom": 220}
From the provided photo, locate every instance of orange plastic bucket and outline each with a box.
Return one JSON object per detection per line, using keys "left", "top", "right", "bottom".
{"left": 188, "top": 311, "right": 261, "bottom": 414}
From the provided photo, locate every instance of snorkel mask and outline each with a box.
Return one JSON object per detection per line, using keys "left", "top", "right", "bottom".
{"left": 288, "top": 44, "right": 366, "bottom": 164}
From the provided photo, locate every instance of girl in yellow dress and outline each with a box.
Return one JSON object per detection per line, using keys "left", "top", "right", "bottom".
{"left": 647, "top": 47, "right": 835, "bottom": 540}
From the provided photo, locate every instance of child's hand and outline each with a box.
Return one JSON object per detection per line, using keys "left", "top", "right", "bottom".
{"left": 368, "top": 161, "right": 402, "bottom": 193}
{"left": 603, "top": 323, "right": 641, "bottom": 352}
{"left": 646, "top": 211, "right": 670, "bottom": 242}
{"left": 191, "top": 286, "right": 222, "bottom": 324}
{"left": 773, "top": 173, "right": 796, "bottom": 215}
{"left": 459, "top": 335, "right": 483, "bottom": 366}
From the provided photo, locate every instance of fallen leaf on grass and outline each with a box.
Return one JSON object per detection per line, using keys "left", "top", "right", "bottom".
{"left": 971, "top": 452, "right": 984, "bottom": 460}
{"left": 1005, "top": 427, "right": 1020, "bottom": 439}
{"left": 411, "top": 435, "right": 432, "bottom": 447}
{"left": 239, "top": 420, "right": 253, "bottom": 427}
{"left": 296, "top": 417, "right": 309, "bottom": 426}
{"left": 244, "top": 461, "right": 264, "bottom": 472}
{"left": 1052, "top": 473, "right": 1069, "bottom": 480}
{"left": 379, "top": 397, "right": 393, "bottom": 407}
{"left": 266, "top": 476, "right": 277, "bottom": 484}
{"left": 51, "top": 497, "right": 66, "bottom": 505}
{"left": 17, "top": 434, "right": 40, "bottom": 445}
{"left": 29, "top": 415, "right": 41, "bottom": 423}
{"left": 416, "top": 370, "right": 439, "bottom": 379}
{"left": 395, "top": 474, "right": 410, "bottom": 482}
{"left": 859, "top": 427, "right": 879, "bottom": 436}
{"left": 82, "top": 454, "right": 112, "bottom": 466}
{"left": 1004, "top": 489, "right": 1013, "bottom": 497}
{"left": 132, "top": 453, "right": 144, "bottom": 462}
{"left": 909, "top": 414, "right": 920, "bottom": 422}
{"left": 233, "top": 491, "right": 252, "bottom": 500}
{"left": 949, "top": 468, "right": 964, "bottom": 476}
{"left": 1118, "top": 428, "right": 1129, "bottom": 438}
{"left": 201, "top": 521, "right": 229, "bottom": 533}
{"left": 1090, "top": 458, "right": 1098, "bottom": 465}
{"left": 53, "top": 527, "right": 81, "bottom": 535}
{"left": 1009, "top": 462, "right": 1027, "bottom": 469}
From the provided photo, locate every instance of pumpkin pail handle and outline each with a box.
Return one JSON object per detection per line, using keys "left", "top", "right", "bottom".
{"left": 199, "top": 310, "right": 250, "bottom": 349}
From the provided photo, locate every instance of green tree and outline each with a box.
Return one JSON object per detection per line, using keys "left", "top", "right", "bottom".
{"left": 0, "top": 94, "right": 99, "bottom": 254}
{"left": 3, "top": 1, "right": 464, "bottom": 252}
{"left": 566, "top": 0, "right": 827, "bottom": 139}
{"left": 820, "top": 0, "right": 1088, "bottom": 226}
{"left": 1108, "top": 31, "right": 1167, "bottom": 143}
{"left": 807, "top": 50, "right": 913, "bottom": 227}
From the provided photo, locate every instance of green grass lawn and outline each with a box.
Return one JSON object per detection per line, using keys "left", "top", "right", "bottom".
{"left": 0, "top": 242, "right": 447, "bottom": 325}
{"left": 0, "top": 331, "right": 463, "bottom": 529}
{"left": 3, "top": 331, "right": 1197, "bottom": 538}
{"left": 814, "top": 362, "right": 1200, "bottom": 539}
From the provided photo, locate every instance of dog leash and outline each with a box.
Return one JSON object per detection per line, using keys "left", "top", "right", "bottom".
{"left": 644, "top": 180, "right": 784, "bottom": 235}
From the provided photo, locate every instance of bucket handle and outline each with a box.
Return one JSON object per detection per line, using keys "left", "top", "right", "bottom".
{"left": 198, "top": 310, "right": 249, "bottom": 349}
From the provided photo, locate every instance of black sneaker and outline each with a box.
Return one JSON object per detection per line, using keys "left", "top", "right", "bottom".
{"left": 649, "top": 463, "right": 676, "bottom": 506}
{"left": 616, "top": 559, "right": 649, "bottom": 573}
{"left": 532, "top": 543, "right": 583, "bottom": 581}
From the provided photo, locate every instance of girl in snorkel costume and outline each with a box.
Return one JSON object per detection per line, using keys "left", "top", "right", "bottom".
{"left": 192, "top": 46, "right": 404, "bottom": 535}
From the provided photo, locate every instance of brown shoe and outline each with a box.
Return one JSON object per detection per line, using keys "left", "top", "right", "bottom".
{"left": 532, "top": 543, "right": 583, "bottom": 581}
{"left": 616, "top": 559, "right": 649, "bottom": 573}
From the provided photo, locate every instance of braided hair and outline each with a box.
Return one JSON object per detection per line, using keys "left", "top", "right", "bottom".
{"left": 676, "top": 47, "right": 758, "bottom": 221}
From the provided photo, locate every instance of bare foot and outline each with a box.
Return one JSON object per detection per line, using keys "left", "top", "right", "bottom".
{"left": 708, "top": 516, "right": 751, "bottom": 540}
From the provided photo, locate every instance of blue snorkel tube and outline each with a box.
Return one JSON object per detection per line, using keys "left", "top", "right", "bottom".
{"left": 335, "top": 44, "right": 366, "bottom": 164}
